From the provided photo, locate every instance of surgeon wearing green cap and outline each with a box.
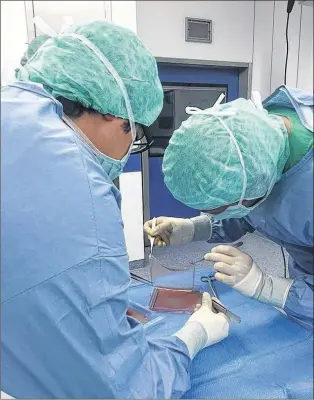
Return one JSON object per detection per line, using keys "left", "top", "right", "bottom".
{"left": 2, "top": 20, "right": 230, "bottom": 399}
{"left": 145, "top": 88, "right": 313, "bottom": 330}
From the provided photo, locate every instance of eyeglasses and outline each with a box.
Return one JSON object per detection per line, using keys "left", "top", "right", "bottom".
{"left": 123, "top": 121, "right": 154, "bottom": 155}
{"left": 132, "top": 125, "right": 154, "bottom": 154}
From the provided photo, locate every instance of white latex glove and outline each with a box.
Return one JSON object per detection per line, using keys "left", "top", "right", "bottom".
{"left": 205, "top": 245, "right": 293, "bottom": 308}
{"left": 174, "top": 293, "right": 230, "bottom": 359}
{"left": 144, "top": 215, "right": 212, "bottom": 246}
{"left": 144, "top": 217, "right": 195, "bottom": 246}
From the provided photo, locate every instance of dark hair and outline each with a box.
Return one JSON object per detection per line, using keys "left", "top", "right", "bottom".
{"left": 56, "top": 96, "right": 99, "bottom": 118}
{"left": 57, "top": 96, "right": 133, "bottom": 134}
{"left": 56, "top": 95, "right": 152, "bottom": 154}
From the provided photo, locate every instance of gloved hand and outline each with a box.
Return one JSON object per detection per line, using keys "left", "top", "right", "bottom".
{"left": 144, "top": 215, "right": 212, "bottom": 246}
{"left": 144, "top": 217, "right": 195, "bottom": 246}
{"left": 174, "top": 292, "right": 230, "bottom": 359}
{"left": 205, "top": 245, "right": 293, "bottom": 308}
{"left": 205, "top": 245, "right": 258, "bottom": 294}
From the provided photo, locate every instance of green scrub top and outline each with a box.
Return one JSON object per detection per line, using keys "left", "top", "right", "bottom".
{"left": 268, "top": 106, "right": 313, "bottom": 172}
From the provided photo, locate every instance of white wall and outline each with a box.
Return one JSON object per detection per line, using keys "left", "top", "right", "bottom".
{"left": 32, "top": 0, "right": 138, "bottom": 35}
{"left": 32, "top": 1, "right": 107, "bottom": 34}
{"left": 252, "top": 0, "right": 313, "bottom": 98}
{"left": 1, "top": 1, "right": 28, "bottom": 85}
{"left": 111, "top": 1, "right": 137, "bottom": 33}
{"left": 119, "top": 172, "right": 144, "bottom": 261}
{"left": 297, "top": 6, "right": 313, "bottom": 93}
{"left": 136, "top": 1, "right": 255, "bottom": 62}
{"left": 251, "top": 1, "right": 275, "bottom": 100}
{"left": 136, "top": 0, "right": 313, "bottom": 97}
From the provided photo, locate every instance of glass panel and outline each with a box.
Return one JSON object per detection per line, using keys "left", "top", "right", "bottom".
{"left": 174, "top": 88, "right": 226, "bottom": 128}
{"left": 188, "top": 21, "right": 210, "bottom": 40}
{"left": 149, "top": 254, "right": 196, "bottom": 290}
{"left": 149, "top": 87, "right": 226, "bottom": 155}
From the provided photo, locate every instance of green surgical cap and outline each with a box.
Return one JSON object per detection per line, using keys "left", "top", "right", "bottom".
{"left": 162, "top": 98, "right": 290, "bottom": 210}
{"left": 17, "top": 21, "right": 163, "bottom": 126}
{"left": 15, "top": 34, "right": 50, "bottom": 78}
{"left": 20, "top": 35, "right": 50, "bottom": 66}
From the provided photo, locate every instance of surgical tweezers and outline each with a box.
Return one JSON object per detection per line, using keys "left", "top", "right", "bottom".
{"left": 200, "top": 275, "right": 241, "bottom": 323}
{"left": 189, "top": 241, "right": 244, "bottom": 267}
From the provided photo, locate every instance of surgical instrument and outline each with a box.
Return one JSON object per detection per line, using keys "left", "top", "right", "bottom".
{"left": 150, "top": 217, "right": 156, "bottom": 256}
{"left": 201, "top": 275, "right": 218, "bottom": 298}
{"left": 130, "top": 272, "right": 153, "bottom": 285}
{"left": 200, "top": 275, "right": 241, "bottom": 323}
{"left": 189, "top": 241, "right": 244, "bottom": 267}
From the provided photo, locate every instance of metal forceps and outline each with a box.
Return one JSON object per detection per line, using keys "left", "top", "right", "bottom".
{"left": 200, "top": 275, "right": 241, "bottom": 324}
{"left": 201, "top": 275, "right": 218, "bottom": 298}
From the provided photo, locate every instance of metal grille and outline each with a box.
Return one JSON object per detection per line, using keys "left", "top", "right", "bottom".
{"left": 185, "top": 18, "right": 212, "bottom": 43}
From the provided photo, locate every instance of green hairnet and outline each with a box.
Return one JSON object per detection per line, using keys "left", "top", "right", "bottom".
{"left": 162, "top": 98, "right": 290, "bottom": 210}
{"left": 21, "top": 34, "right": 50, "bottom": 66}
{"left": 17, "top": 21, "right": 163, "bottom": 126}
{"left": 15, "top": 34, "right": 50, "bottom": 78}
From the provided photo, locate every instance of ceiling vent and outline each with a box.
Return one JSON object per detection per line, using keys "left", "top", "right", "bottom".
{"left": 185, "top": 18, "right": 212, "bottom": 43}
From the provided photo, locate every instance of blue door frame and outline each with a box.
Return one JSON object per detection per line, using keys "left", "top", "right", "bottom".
{"left": 124, "top": 63, "right": 240, "bottom": 219}
{"left": 150, "top": 63, "right": 239, "bottom": 218}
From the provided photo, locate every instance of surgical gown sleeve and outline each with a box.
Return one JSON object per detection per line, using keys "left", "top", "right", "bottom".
{"left": 284, "top": 262, "right": 313, "bottom": 330}
{"left": 3, "top": 255, "right": 191, "bottom": 399}
{"left": 1, "top": 84, "right": 191, "bottom": 399}
{"left": 281, "top": 238, "right": 314, "bottom": 330}
{"left": 209, "top": 218, "right": 255, "bottom": 243}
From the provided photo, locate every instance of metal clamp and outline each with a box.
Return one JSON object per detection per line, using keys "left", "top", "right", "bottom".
{"left": 200, "top": 275, "right": 241, "bottom": 323}
{"left": 201, "top": 275, "right": 218, "bottom": 298}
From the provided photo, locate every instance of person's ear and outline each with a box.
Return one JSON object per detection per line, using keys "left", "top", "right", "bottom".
{"left": 103, "top": 114, "right": 115, "bottom": 122}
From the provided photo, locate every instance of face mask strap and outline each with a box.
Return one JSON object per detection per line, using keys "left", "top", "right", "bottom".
{"left": 33, "top": 16, "right": 57, "bottom": 37}
{"left": 186, "top": 93, "right": 236, "bottom": 117}
{"left": 251, "top": 91, "right": 264, "bottom": 112}
{"left": 186, "top": 94, "right": 247, "bottom": 205}
{"left": 68, "top": 33, "right": 136, "bottom": 146}
{"left": 214, "top": 116, "right": 247, "bottom": 204}
{"left": 213, "top": 92, "right": 225, "bottom": 108}
{"left": 33, "top": 15, "right": 74, "bottom": 37}
{"left": 63, "top": 115, "right": 98, "bottom": 152}
{"left": 186, "top": 107, "right": 236, "bottom": 117}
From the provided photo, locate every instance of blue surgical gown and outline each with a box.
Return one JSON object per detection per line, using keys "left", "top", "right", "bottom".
{"left": 210, "top": 86, "right": 313, "bottom": 330}
{"left": 1, "top": 82, "right": 191, "bottom": 399}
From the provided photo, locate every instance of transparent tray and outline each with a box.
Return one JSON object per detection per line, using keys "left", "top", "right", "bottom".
{"left": 149, "top": 254, "right": 197, "bottom": 290}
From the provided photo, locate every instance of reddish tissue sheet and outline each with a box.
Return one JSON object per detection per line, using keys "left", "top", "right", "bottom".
{"left": 126, "top": 308, "right": 148, "bottom": 323}
{"left": 149, "top": 287, "right": 202, "bottom": 313}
